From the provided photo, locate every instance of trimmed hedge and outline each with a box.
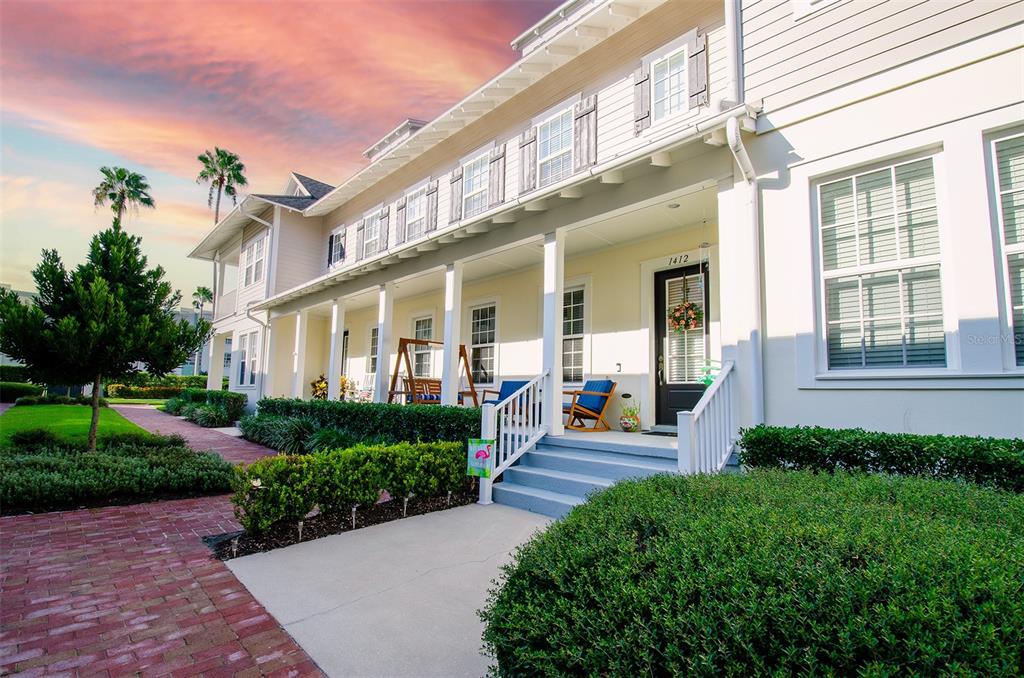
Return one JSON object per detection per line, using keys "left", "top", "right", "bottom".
{"left": 231, "top": 441, "right": 465, "bottom": 533}
{"left": 0, "top": 366, "right": 30, "bottom": 383}
{"left": 739, "top": 425, "right": 1024, "bottom": 493}
{"left": 106, "top": 384, "right": 183, "bottom": 399}
{"left": 481, "top": 470, "right": 1024, "bottom": 676}
{"left": 255, "top": 398, "right": 480, "bottom": 443}
{"left": 114, "top": 373, "right": 211, "bottom": 388}
{"left": 1, "top": 382, "right": 43, "bottom": 403}
{"left": 1, "top": 442, "right": 235, "bottom": 513}
{"left": 13, "top": 394, "right": 108, "bottom": 407}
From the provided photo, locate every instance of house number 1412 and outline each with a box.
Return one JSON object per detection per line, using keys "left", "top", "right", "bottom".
{"left": 667, "top": 254, "right": 690, "bottom": 266}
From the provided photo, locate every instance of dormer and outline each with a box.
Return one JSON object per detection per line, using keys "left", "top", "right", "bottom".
{"left": 364, "top": 119, "right": 427, "bottom": 164}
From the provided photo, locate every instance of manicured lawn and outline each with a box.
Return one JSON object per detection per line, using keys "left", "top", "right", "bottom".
{"left": 0, "top": 405, "right": 146, "bottom": 445}
{"left": 105, "top": 397, "right": 168, "bottom": 406}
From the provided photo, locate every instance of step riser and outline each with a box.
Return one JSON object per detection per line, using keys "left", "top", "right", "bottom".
{"left": 523, "top": 452, "right": 670, "bottom": 481}
{"left": 536, "top": 438, "right": 677, "bottom": 461}
{"left": 492, "top": 486, "right": 575, "bottom": 519}
{"left": 503, "top": 468, "right": 609, "bottom": 498}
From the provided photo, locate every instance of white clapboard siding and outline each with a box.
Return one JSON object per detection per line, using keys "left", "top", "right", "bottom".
{"left": 743, "top": 0, "right": 1022, "bottom": 109}
{"left": 274, "top": 210, "right": 325, "bottom": 293}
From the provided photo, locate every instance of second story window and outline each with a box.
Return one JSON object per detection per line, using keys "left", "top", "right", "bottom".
{"left": 329, "top": 230, "right": 345, "bottom": 266}
{"left": 463, "top": 154, "right": 489, "bottom": 219}
{"left": 243, "top": 237, "right": 265, "bottom": 287}
{"left": 406, "top": 187, "right": 427, "bottom": 240}
{"left": 363, "top": 212, "right": 381, "bottom": 258}
{"left": 538, "top": 109, "right": 573, "bottom": 187}
{"left": 652, "top": 47, "right": 687, "bottom": 123}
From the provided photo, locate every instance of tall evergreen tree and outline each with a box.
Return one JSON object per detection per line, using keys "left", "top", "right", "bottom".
{"left": 92, "top": 166, "right": 155, "bottom": 225}
{"left": 0, "top": 223, "right": 209, "bottom": 450}
{"left": 196, "top": 148, "right": 248, "bottom": 223}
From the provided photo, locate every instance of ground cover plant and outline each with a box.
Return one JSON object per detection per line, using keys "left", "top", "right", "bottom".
{"left": 165, "top": 388, "right": 246, "bottom": 427}
{"left": 739, "top": 425, "right": 1024, "bottom": 493}
{"left": 480, "top": 470, "right": 1024, "bottom": 677}
{"left": 0, "top": 404, "right": 143, "bottom": 446}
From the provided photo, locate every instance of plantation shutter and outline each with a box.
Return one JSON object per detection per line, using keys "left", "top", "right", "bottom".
{"left": 687, "top": 31, "right": 708, "bottom": 109}
{"left": 633, "top": 63, "right": 651, "bottom": 135}
{"left": 355, "top": 221, "right": 365, "bottom": 261}
{"left": 665, "top": 273, "right": 706, "bottom": 383}
{"left": 394, "top": 196, "right": 407, "bottom": 246}
{"left": 425, "top": 179, "right": 439, "bottom": 232}
{"left": 449, "top": 167, "right": 463, "bottom": 223}
{"left": 378, "top": 205, "right": 390, "bottom": 251}
{"left": 519, "top": 127, "right": 537, "bottom": 195}
{"left": 327, "top": 234, "right": 335, "bottom": 266}
{"left": 994, "top": 135, "right": 1024, "bottom": 365}
{"left": 573, "top": 95, "right": 598, "bottom": 171}
{"left": 488, "top": 144, "right": 506, "bottom": 208}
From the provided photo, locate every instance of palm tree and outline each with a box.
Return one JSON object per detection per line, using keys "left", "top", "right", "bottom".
{"left": 92, "top": 166, "right": 155, "bottom": 226}
{"left": 196, "top": 148, "right": 248, "bottom": 223}
{"left": 192, "top": 286, "right": 213, "bottom": 375}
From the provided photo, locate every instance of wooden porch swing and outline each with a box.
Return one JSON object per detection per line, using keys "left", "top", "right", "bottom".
{"left": 386, "top": 337, "right": 479, "bottom": 407}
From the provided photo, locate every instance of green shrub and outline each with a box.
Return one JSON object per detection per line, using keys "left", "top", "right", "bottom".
{"left": 97, "top": 431, "right": 187, "bottom": 449}
{"left": 10, "top": 392, "right": 108, "bottom": 407}
{"left": 178, "top": 388, "right": 246, "bottom": 421}
{"left": 305, "top": 426, "right": 359, "bottom": 453}
{"left": 232, "top": 454, "right": 316, "bottom": 533}
{"left": 311, "top": 446, "right": 385, "bottom": 515}
{"left": 185, "top": 404, "right": 231, "bottom": 428}
{"left": 256, "top": 398, "right": 480, "bottom": 443}
{"left": 14, "top": 396, "right": 38, "bottom": 406}
{"left": 481, "top": 470, "right": 1024, "bottom": 677}
{"left": 238, "top": 414, "right": 286, "bottom": 446}
{"left": 113, "top": 372, "right": 209, "bottom": 389}
{"left": 271, "top": 417, "right": 318, "bottom": 454}
{"left": 106, "top": 384, "right": 183, "bottom": 399}
{"left": 1, "top": 444, "right": 235, "bottom": 513}
{"left": 163, "top": 397, "right": 185, "bottom": 415}
{"left": 739, "top": 425, "right": 1024, "bottom": 493}
{"left": 0, "top": 365, "right": 30, "bottom": 383}
{"left": 1, "top": 382, "right": 43, "bottom": 403}
{"left": 8, "top": 428, "right": 63, "bottom": 451}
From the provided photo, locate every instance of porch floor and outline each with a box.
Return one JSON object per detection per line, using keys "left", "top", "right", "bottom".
{"left": 558, "top": 429, "right": 677, "bottom": 451}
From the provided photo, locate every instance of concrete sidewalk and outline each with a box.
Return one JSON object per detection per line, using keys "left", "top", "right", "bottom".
{"left": 228, "top": 503, "right": 550, "bottom": 678}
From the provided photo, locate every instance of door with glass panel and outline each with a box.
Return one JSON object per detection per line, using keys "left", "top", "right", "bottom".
{"left": 654, "top": 264, "right": 709, "bottom": 426}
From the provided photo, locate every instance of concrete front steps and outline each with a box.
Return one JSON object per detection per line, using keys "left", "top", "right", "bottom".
{"left": 492, "top": 434, "right": 678, "bottom": 519}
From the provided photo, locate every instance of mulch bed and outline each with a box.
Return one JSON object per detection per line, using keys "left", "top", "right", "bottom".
{"left": 205, "top": 489, "right": 478, "bottom": 560}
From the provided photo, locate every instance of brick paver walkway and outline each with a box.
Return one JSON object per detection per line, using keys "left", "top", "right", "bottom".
{"left": 0, "top": 407, "right": 321, "bottom": 676}
{"left": 113, "top": 406, "right": 274, "bottom": 465}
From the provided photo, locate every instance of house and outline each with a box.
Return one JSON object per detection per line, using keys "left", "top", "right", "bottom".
{"left": 190, "top": 0, "right": 1024, "bottom": 516}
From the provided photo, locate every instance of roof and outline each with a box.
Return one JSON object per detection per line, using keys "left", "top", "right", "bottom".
{"left": 251, "top": 194, "right": 319, "bottom": 211}
{"left": 291, "top": 173, "right": 335, "bottom": 199}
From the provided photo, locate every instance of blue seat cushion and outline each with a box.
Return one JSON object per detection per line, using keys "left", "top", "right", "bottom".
{"left": 573, "top": 379, "right": 614, "bottom": 414}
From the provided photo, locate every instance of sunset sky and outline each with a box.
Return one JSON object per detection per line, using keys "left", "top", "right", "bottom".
{"left": 0, "top": 0, "right": 559, "bottom": 300}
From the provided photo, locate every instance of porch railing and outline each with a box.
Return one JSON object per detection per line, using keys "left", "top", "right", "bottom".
{"left": 478, "top": 370, "right": 549, "bottom": 504}
{"left": 677, "top": 360, "right": 737, "bottom": 474}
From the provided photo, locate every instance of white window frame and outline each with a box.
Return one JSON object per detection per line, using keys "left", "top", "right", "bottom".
{"left": 411, "top": 313, "right": 434, "bottom": 378}
{"left": 537, "top": 106, "right": 574, "bottom": 188}
{"left": 329, "top": 226, "right": 345, "bottom": 266}
{"left": 405, "top": 186, "right": 428, "bottom": 241}
{"left": 242, "top": 236, "right": 265, "bottom": 289}
{"left": 367, "top": 326, "right": 379, "bottom": 378}
{"left": 236, "top": 329, "right": 258, "bottom": 388}
{"left": 561, "top": 282, "right": 590, "bottom": 385}
{"left": 812, "top": 150, "right": 956, "bottom": 377}
{"left": 462, "top": 153, "right": 490, "bottom": 219}
{"left": 650, "top": 45, "right": 689, "bottom": 125}
{"left": 467, "top": 300, "right": 498, "bottom": 386}
{"left": 989, "top": 129, "right": 1024, "bottom": 370}
{"left": 363, "top": 210, "right": 382, "bottom": 259}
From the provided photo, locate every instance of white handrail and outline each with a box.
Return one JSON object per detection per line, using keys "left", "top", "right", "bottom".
{"left": 478, "top": 370, "right": 549, "bottom": 504}
{"left": 677, "top": 361, "right": 737, "bottom": 474}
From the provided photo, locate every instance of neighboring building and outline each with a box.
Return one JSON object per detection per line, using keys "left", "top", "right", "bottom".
{"left": 173, "top": 307, "right": 214, "bottom": 376}
{"left": 191, "top": 0, "right": 1024, "bottom": 454}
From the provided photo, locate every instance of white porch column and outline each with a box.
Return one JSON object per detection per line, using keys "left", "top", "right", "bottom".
{"left": 327, "top": 298, "right": 347, "bottom": 400}
{"left": 441, "top": 262, "right": 464, "bottom": 406}
{"left": 542, "top": 230, "right": 565, "bottom": 435}
{"left": 206, "top": 333, "right": 225, "bottom": 390}
{"left": 372, "top": 283, "right": 394, "bottom": 403}
{"left": 291, "top": 310, "right": 308, "bottom": 398}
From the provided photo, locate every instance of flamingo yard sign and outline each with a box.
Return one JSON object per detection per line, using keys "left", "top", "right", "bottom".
{"left": 467, "top": 438, "right": 494, "bottom": 478}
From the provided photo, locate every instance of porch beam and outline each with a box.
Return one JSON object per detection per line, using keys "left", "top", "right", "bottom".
{"left": 491, "top": 213, "right": 517, "bottom": 224}
{"left": 372, "top": 283, "right": 394, "bottom": 403}
{"left": 291, "top": 310, "right": 309, "bottom": 398}
{"left": 327, "top": 299, "right": 346, "bottom": 400}
{"left": 542, "top": 230, "right": 565, "bottom": 436}
{"left": 650, "top": 151, "right": 673, "bottom": 167}
{"left": 441, "top": 262, "right": 464, "bottom": 406}
{"left": 524, "top": 198, "right": 548, "bottom": 212}
{"left": 600, "top": 170, "right": 624, "bottom": 184}
{"left": 559, "top": 186, "right": 583, "bottom": 199}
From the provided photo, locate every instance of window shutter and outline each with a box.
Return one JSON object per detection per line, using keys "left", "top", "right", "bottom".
{"left": 573, "top": 95, "right": 598, "bottom": 171}
{"left": 378, "top": 206, "right": 390, "bottom": 251}
{"left": 449, "top": 167, "right": 464, "bottom": 223}
{"left": 634, "top": 63, "right": 651, "bottom": 135}
{"left": 355, "top": 221, "right": 365, "bottom": 261}
{"left": 327, "top": 234, "right": 335, "bottom": 266}
{"left": 489, "top": 144, "right": 506, "bottom": 207}
{"left": 394, "top": 196, "right": 407, "bottom": 245}
{"left": 688, "top": 31, "right": 709, "bottom": 109}
{"left": 519, "top": 127, "right": 537, "bottom": 195}
{"left": 425, "top": 179, "right": 439, "bottom": 232}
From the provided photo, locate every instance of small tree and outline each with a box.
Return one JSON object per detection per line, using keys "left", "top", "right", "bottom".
{"left": 0, "top": 223, "right": 209, "bottom": 450}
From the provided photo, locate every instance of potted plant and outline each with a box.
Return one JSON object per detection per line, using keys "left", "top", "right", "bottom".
{"left": 619, "top": 393, "right": 640, "bottom": 432}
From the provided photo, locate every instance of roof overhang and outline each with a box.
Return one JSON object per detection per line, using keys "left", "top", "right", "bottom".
{"left": 188, "top": 196, "right": 273, "bottom": 261}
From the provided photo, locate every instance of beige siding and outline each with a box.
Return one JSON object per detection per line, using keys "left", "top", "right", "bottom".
{"left": 235, "top": 222, "right": 270, "bottom": 312}
{"left": 743, "top": 0, "right": 1024, "bottom": 110}
{"left": 274, "top": 209, "right": 324, "bottom": 293}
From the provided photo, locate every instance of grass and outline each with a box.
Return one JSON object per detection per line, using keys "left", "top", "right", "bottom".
{"left": 0, "top": 405, "right": 146, "bottom": 445}
{"left": 105, "top": 398, "right": 168, "bottom": 406}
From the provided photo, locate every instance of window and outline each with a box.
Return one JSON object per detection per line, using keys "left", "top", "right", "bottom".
{"left": 367, "top": 326, "right": 379, "bottom": 376}
{"left": 237, "top": 330, "right": 258, "bottom": 385}
{"left": 651, "top": 47, "right": 687, "bottom": 122}
{"left": 243, "top": 237, "right": 265, "bottom": 287}
{"left": 413, "top": 316, "right": 432, "bottom": 377}
{"left": 363, "top": 212, "right": 381, "bottom": 258}
{"left": 470, "top": 304, "right": 496, "bottom": 384}
{"left": 330, "top": 231, "right": 344, "bottom": 265}
{"left": 538, "top": 109, "right": 573, "bottom": 187}
{"left": 992, "top": 133, "right": 1024, "bottom": 366}
{"left": 462, "top": 154, "right": 489, "bottom": 219}
{"left": 246, "top": 331, "right": 258, "bottom": 385}
{"left": 563, "top": 287, "right": 585, "bottom": 383}
{"left": 818, "top": 156, "right": 946, "bottom": 369}
{"left": 405, "top": 188, "right": 427, "bottom": 240}
{"left": 238, "top": 334, "right": 247, "bottom": 384}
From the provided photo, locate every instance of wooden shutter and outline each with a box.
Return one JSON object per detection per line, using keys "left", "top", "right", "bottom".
{"left": 394, "top": 196, "right": 407, "bottom": 245}
{"left": 519, "top": 128, "right": 537, "bottom": 195}
{"left": 378, "top": 206, "right": 390, "bottom": 251}
{"left": 573, "top": 95, "right": 598, "bottom": 171}
{"left": 355, "top": 221, "right": 365, "bottom": 261}
{"left": 688, "top": 31, "right": 708, "bottom": 109}
{"left": 489, "top": 144, "right": 506, "bottom": 208}
{"left": 634, "top": 63, "right": 651, "bottom": 135}
{"left": 449, "top": 167, "right": 463, "bottom": 223}
{"left": 327, "top": 234, "right": 335, "bottom": 266}
{"left": 425, "top": 179, "right": 439, "bottom": 232}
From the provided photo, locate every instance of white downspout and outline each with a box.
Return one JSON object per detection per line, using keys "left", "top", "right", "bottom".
{"left": 722, "top": 0, "right": 743, "bottom": 110}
